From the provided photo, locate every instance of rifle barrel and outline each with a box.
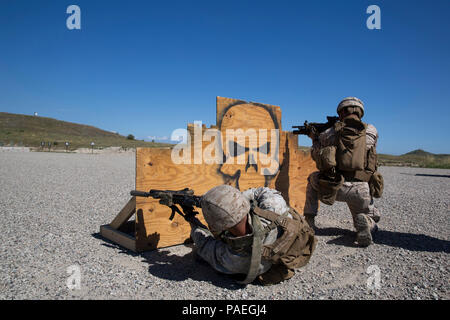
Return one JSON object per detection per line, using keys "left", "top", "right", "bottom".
{"left": 130, "top": 190, "right": 150, "bottom": 197}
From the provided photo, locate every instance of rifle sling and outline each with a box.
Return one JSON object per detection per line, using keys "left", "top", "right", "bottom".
{"left": 238, "top": 212, "right": 265, "bottom": 285}
{"left": 237, "top": 208, "right": 291, "bottom": 285}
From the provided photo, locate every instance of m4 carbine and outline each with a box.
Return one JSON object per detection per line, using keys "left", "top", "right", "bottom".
{"left": 130, "top": 188, "right": 203, "bottom": 224}
{"left": 292, "top": 116, "right": 339, "bottom": 137}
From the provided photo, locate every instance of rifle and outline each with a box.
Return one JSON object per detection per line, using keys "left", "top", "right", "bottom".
{"left": 292, "top": 116, "right": 339, "bottom": 137}
{"left": 130, "top": 188, "right": 203, "bottom": 225}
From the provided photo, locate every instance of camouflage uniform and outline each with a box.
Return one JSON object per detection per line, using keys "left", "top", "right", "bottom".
{"left": 190, "top": 187, "right": 290, "bottom": 276}
{"left": 304, "top": 123, "right": 381, "bottom": 231}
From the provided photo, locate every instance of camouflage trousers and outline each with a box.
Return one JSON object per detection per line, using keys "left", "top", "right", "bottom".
{"left": 304, "top": 172, "right": 380, "bottom": 229}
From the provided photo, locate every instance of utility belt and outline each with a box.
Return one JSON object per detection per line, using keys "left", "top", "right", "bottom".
{"left": 341, "top": 170, "right": 372, "bottom": 183}
{"left": 315, "top": 168, "right": 384, "bottom": 205}
{"left": 313, "top": 139, "right": 383, "bottom": 202}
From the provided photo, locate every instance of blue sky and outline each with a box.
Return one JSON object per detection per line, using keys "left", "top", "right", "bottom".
{"left": 1, "top": 0, "right": 449, "bottom": 155}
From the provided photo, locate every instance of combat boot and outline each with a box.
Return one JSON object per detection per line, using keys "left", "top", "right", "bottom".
{"left": 354, "top": 214, "right": 372, "bottom": 247}
{"left": 304, "top": 213, "right": 316, "bottom": 229}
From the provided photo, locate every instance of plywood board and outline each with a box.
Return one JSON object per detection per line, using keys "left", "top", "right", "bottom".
{"left": 135, "top": 148, "right": 216, "bottom": 251}
{"left": 285, "top": 132, "right": 317, "bottom": 212}
{"left": 109, "top": 197, "right": 136, "bottom": 230}
{"left": 134, "top": 96, "right": 316, "bottom": 250}
{"left": 100, "top": 225, "right": 137, "bottom": 252}
{"left": 215, "top": 97, "right": 283, "bottom": 191}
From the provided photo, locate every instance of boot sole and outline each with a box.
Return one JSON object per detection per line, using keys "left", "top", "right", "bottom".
{"left": 355, "top": 214, "right": 372, "bottom": 247}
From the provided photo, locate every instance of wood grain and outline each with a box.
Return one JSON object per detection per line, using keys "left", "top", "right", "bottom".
{"left": 133, "top": 97, "right": 316, "bottom": 250}
{"left": 135, "top": 148, "right": 216, "bottom": 250}
{"left": 100, "top": 225, "right": 137, "bottom": 252}
{"left": 109, "top": 197, "right": 136, "bottom": 230}
{"left": 286, "top": 132, "right": 317, "bottom": 213}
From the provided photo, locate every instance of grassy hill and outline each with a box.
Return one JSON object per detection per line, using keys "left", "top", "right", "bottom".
{"left": 2, "top": 112, "right": 448, "bottom": 168}
{"left": 378, "top": 149, "right": 450, "bottom": 169}
{"left": 0, "top": 112, "right": 172, "bottom": 150}
{"left": 298, "top": 146, "right": 450, "bottom": 169}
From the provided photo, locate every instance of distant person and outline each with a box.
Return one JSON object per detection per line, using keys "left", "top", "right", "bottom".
{"left": 303, "top": 97, "right": 384, "bottom": 247}
{"left": 188, "top": 185, "right": 316, "bottom": 285}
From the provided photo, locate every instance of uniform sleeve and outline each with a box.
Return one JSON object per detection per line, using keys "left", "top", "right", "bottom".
{"left": 242, "top": 187, "right": 289, "bottom": 215}
{"left": 319, "top": 126, "right": 336, "bottom": 147}
{"left": 311, "top": 127, "right": 336, "bottom": 163}
{"left": 190, "top": 226, "right": 252, "bottom": 275}
{"left": 366, "top": 124, "right": 378, "bottom": 149}
{"left": 310, "top": 137, "right": 321, "bottom": 163}
{"left": 242, "top": 188, "right": 257, "bottom": 203}
{"left": 253, "top": 187, "right": 290, "bottom": 215}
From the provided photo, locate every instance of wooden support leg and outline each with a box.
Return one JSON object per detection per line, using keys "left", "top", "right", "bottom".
{"left": 109, "top": 197, "right": 136, "bottom": 229}
{"left": 100, "top": 197, "right": 138, "bottom": 252}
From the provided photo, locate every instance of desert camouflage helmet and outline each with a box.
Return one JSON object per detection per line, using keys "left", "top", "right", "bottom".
{"left": 337, "top": 97, "right": 364, "bottom": 118}
{"left": 200, "top": 185, "right": 250, "bottom": 233}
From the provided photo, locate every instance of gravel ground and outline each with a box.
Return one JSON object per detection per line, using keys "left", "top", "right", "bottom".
{"left": 0, "top": 152, "right": 448, "bottom": 300}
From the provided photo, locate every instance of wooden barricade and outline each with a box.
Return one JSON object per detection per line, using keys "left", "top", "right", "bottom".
{"left": 100, "top": 97, "right": 316, "bottom": 252}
